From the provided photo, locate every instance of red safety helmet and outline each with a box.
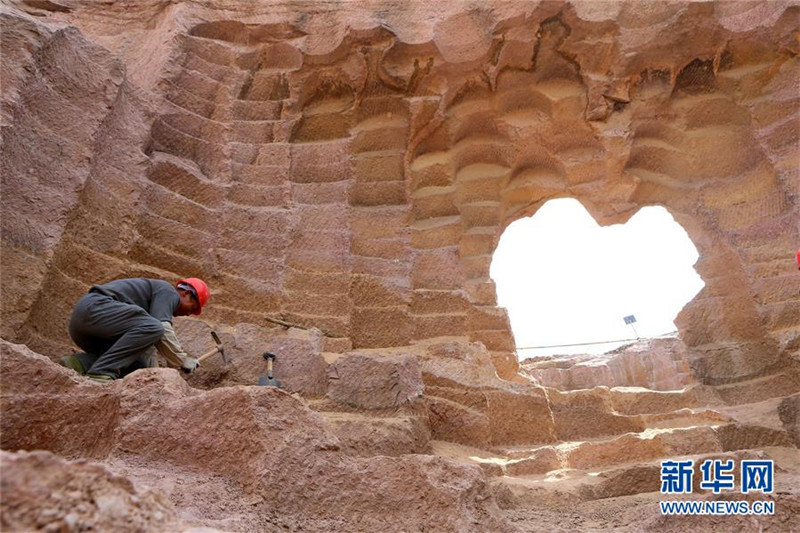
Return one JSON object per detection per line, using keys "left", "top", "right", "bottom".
{"left": 796, "top": 249, "right": 800, "bottom": 270}
{"left": 176, "top": 277, "right": 210, "bottom": 315}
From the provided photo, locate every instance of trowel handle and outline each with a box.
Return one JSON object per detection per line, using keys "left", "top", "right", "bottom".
{"left": 262, "top": 352, "right": 276, "bottom": 378}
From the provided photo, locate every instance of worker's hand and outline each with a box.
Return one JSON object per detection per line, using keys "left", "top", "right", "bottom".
{"left": 181, "top": 357, "right": 200, "bottom": 374}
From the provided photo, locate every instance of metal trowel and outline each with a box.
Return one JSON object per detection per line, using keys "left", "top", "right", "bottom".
{"left": 258, "top": 352, "right": 281, "bottom": 388}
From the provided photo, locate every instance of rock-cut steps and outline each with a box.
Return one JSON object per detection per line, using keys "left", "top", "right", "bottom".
{"left": 306, "top": 370, "right": 798, "bottom": 511}
{"left": 433, "top": 385, "right": 799, "bottom": 514}
{"left": 297, "top": 338, "right": 799, "bottom": 529}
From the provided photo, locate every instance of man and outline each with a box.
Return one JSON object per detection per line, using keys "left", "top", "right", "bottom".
{"left": 59, "top": 277, "right": 210, "bottom": 383}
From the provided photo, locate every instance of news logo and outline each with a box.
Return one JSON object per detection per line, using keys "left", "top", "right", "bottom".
{"left": 659, "top": 458, "right": 775, "bottom": 516}
{"left": 660, "top": 458, "right": 774, "bottom": 495}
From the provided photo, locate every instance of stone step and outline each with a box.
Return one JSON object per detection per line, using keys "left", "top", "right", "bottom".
{"left": 547, "top": 388, "right": 646, "bottom": 441}
{"left": 281, "top": 312, "right": 349, "bottom": 338}
{"left": 226, "top": 182, "right": 288, "bottom": 208}
{"left": 350, "top": 236, "right": 408, "bottom": 261}
{"left": 446, "top": 98, "right": 493, "bottom": 119}
{"left": 468, "top": 306, "right": 510, "bottom": 332}
{"left": 427, "top": 380, "right": 793, "bottom": 450}
{"left": 410, "top": 215, "right": 461, "bottom": 249}
{"left": 231, "top": 99, "right": 283, "bottom": 121}
{"left": 137, "top": 213, "right": 213, "bottom": 257}
{"left": 758, "top": 121, "right": 798, "bottom": 158}
{"left": 353, "top": 256, "right": 411, "bottom": 279}
{"left": 239, "top": 71, "right": 289, "bottom": 102}
{"left": 231, "top": 162, "right": 289, "bottom": 185}
{"left": 411, "top": 186, "right": 458, "bottom": 220}
{"left": 199, "top": 304, "right": 281, "bottom": 328}
{"left": 431, "top": 440, "right": 511, "bottom": 477}
{"left": 495, "top": 82, "right": 555, "bottom": 115}
{"left": 182, "top": 34, "right": 240, "bottom": 67}
{"left": 461, "top": 253, "right": 492, "bottom": 280}
{"left": 171, "top": 67, "right": 224, "bottom": 101}
{"left": 182, "top": 51, "right": 241, "bottom": 83}
{"left": 351, "top": 274, "right": 410, "bottom": 307}
{"left": 352, "top": 151, "right": 405, "bottom": 182}
{"left": 627, "top": 145, "right": 690, "bottom": 177}
{"left": 471, "top": 328, "right": 515, "bottom": 352}
{"left": 413, "top": 313, "right": 468, "bottom": 341}
{"left": 229, "top": 120, "right": 275, "bottom": 143}
{"left": 409, "top": 150, "right": 450, "bottom": 171}
{"left": 605, "top": 385, "right": 724, "bottom": 416}
{"left": 713, "top": 372, "right": 800, "bottom": 405}
{"left": 292, "top": 112, "right": 352, "bottom": 143}
{"left": 460, "top": 227, "right": 497, "bottom": 257}
{"left": 351, "top": 148, "right": 406, "bottom": 159}
{"left": 351, "top": 128, "right": 407, "bottom": 153}
{"left": 533, "top": 426, "right": 723, "bottom": 472}
{"left": 315, "top": 410, "right": 431, "bottom": 458}
{"left": 351, "top": 113, "right": 407, "bottom": 132}
{"left": 149, "top": 152, "right": 225, "bottom": 208}
{"left": 459, "top": 200, "right": 501, "bottom": 227}
{"left": 455, "top": 162, "right": 509, "bottom": 182}
{"left": 202, "top": 273, "right": 283, "bottom": 313}
{"left": 283, "top": 289, "right": 351, "bottom": 317}
{"left": 491, "top": 422, "right": 793, "bottom": 474}
{"left": 640, "top": 408, "right": 731, "bottom": 429}
{"left": 351, "top": 180, "right": 407, "bottom": 207}
{"left": 213, "top": 249, "right": 283, "bottom": 284}
{"left": 129, "top": 238, "right": 204, "bottom": 277}
{"left": 165, "top": 81, "right": 216, "bottom": 118}
{"left": 408, "top": 161, "right": 452, "bottom": 191}
{"left": 151, "top": 117, "right": 226, "bottom": 167}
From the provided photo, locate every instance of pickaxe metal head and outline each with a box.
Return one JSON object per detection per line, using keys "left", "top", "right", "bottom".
{"left": 210, "top": 331, "right": 228, "bottom": 363}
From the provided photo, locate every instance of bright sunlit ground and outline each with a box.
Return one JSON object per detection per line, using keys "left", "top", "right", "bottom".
{"left": 490, "top": 198, "right": 705, "bottom": 359}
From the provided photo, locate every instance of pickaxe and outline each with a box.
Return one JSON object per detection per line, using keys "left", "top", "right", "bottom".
{"left": 194, "top": 331, "right": 228, "bottom": 366}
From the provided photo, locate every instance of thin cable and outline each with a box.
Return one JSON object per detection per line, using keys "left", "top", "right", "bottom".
{"left": 516, "top": 331, "right": 678, "bottom": 351}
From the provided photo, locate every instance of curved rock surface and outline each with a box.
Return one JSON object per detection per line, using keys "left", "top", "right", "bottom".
{"left": 1, "top": 1, "right": 799, "bottom": 531}
{"left": 2, "top": 0, "right": 798, "bottom": 384}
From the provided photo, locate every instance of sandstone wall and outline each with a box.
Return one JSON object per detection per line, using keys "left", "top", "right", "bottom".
{"left": 1, "top": 10, "right": 141, "bottom": 344}
{"left": 2, "top": 1, "right": 798, "bottom": 384}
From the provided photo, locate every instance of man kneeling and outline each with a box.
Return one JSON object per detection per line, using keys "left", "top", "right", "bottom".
{"left": 60, "top": 277, "right": 209, "bottom": 383}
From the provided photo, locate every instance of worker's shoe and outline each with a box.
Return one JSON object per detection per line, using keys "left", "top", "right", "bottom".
{"left": 86, "top": 373, "right": 114, "bottom": 384}
{"left": 58, "top": 354, "right": 86, "bottom": 375}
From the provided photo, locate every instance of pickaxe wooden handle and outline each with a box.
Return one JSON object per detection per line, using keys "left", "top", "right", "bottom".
{"left": 196, "top": 331, "right": 225, "bottom": 363}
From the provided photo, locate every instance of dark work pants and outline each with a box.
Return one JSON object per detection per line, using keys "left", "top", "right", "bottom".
{"left": 68, "top": 292, "right": 164, "bottom": 378}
